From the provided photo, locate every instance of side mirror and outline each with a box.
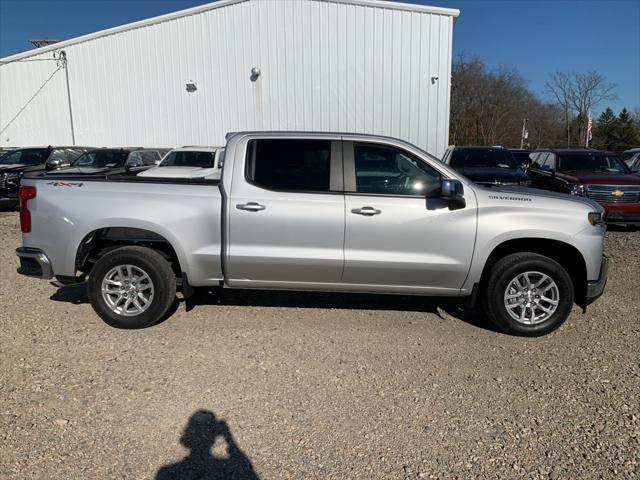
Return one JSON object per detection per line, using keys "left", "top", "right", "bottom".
{"left": 125, "top": 157, "right": 143, "bottom": 171}
{"left": 45, "top": 158, "right": 62, "bottom": 170}
{"left": 440, "top": 179, "right": 465, "bottom": 210}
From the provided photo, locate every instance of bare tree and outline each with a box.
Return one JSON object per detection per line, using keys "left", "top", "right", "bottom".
{"left": 545, "top": 71, "right": 616, "bottom": 146}
{"left": 450, "top": 55, "right": 563, "bottom": 148}
{"left": 544, "top": 72, "right": 573, "bottom": 147}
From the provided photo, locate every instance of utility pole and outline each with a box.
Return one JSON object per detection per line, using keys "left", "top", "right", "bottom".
{"left": 520, "top": 118, "right": 528, "bottom": 149}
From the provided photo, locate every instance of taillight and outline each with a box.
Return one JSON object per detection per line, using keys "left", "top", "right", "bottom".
{"left": 19, "top": 186, "right": 37, "bottom": 233}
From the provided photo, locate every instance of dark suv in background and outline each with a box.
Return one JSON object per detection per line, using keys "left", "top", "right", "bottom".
{"left": 528, "top": 148, "right": 640, "bottom": 224}
{"left": 0, "top": 146, "right": 91, "bottom": 207}
{"left": 441, "top": 146, "right": 531, "bottom": 186}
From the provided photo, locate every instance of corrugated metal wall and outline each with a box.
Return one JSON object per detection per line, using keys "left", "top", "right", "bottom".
{"left": 0, "top": 0, "right": 455, "bottom": 157}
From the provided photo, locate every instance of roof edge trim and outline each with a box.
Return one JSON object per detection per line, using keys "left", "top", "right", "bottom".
{"left": 1, "top": 0, "right": 459, "bottom": 64}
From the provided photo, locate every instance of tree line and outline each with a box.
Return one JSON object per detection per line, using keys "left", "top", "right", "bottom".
{"left": 449, "top": 55, "right": 640, "bottom": 151}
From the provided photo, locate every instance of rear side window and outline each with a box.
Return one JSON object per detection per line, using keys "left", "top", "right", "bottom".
{"left": 246, "top": 139, "right": 331, "bottom": 192}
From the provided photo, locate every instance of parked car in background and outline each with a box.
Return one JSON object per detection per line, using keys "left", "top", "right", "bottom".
{"left": 138, "top": 146, "right": 224, "bottom": 180}
{"left": 0, "top": 147, "right": 17, "bottom": 156}
{"left": 0, "top": 146, "right": 91, "bottom": 207}
{"left": 16, "top": 132, "right": 608, "bottom": 336}
{"left": 64, "top": 147, "right": 170, "bottom": 174}
{"left": 528, "top": 149, "right": 640, "bottom": 225}
{"left": 441, "top": 146, "right": 531, "bottom": 186}
{"left": 508, "top": 148, "right": 532, "bottom": 169}
{"left": 622, "top": 148, "right": 640, "bottom": 172}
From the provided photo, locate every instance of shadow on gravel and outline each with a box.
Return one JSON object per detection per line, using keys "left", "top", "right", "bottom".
{"left": 606, "top": 224, "right": 639, "bottom": 232}
{"left": 186, "top": 288, "right": 500, "bottom": 333}
{"left": 156, "top": 410, "right": 259, "bottom": 480}
{"left": 50, "top": 283, "right": 88, "bottom": 304}
{"left": 50, "top": 283, "right": 499, "bottom": 333}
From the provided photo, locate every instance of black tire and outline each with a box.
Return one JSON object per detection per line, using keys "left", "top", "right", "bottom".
{"left": 483, "top": 252, "right": 574, "bottom": 336}
{"left": 87, "top": 246, "right": 176, "bottom": 329}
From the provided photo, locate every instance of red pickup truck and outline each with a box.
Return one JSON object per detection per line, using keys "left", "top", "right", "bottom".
{"left": 528, "top": 149, "right": 640, "bottom": 225}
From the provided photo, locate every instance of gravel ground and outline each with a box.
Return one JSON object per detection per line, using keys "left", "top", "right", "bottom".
{"left": 0, "top": 210, "right": 638, "bottom": 479}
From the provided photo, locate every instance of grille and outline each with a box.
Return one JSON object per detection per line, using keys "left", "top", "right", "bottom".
{"left": 586, "top": 185, "right": 640, "bottom": 204}
{"left": 0, "top": 174, "right": 7, "bottom": 190}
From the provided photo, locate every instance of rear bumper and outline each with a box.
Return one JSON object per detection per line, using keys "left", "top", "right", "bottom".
{"left": 585, "top": 255, "right": 608, "bottom": 304}
{"left": 15, "top": 247, "right": 54, "bottom": 279}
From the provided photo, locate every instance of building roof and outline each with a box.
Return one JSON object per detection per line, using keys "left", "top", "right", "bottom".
{"left": 1, "top": 0, "right": 459, "bottom": 64}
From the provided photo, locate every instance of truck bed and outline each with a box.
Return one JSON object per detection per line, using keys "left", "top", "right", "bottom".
{"left": 20, "top": 170, "right": 224, "bottom": 286}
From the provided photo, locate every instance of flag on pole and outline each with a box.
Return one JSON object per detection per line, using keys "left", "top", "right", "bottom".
{"left": 586, "top": 113, "right": 593, "bottom": 147}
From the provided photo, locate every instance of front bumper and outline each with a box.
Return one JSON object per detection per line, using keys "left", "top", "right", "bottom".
{"left": 602, "top": 203, "right": 640, "bottom": 224}
{"left": 585, "top": 255, "right": 609, "bottom": 304}
{"left": 16, "top": 247, "right": 54, "bottom": 279}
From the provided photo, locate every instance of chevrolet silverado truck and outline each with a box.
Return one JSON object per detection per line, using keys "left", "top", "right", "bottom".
{"left": 15, "top": 132, "right": 608, "bottom": 336}
{"left": 528, "top": 149, "right": 640, "bottom": 225}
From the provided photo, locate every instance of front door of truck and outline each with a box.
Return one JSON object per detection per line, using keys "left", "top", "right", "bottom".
{"left": 341, "top": 141, "right": 477, "bottom": 294}
{"left": 226, "top": 137, "right": 345, "bottom": 287}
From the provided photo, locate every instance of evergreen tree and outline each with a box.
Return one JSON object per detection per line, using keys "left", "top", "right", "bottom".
{"left": 614, "top": 108, "right": 640, "bottom": 150}
{"left": 593, "top": 107, "right": 617, "bottom": 149}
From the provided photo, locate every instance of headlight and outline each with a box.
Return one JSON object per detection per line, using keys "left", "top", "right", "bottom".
{"left": 588, "top": 212, "right": 605, "bottom": 226}
{"left": 569, "top": 184, "right": 586, "bottom": 196}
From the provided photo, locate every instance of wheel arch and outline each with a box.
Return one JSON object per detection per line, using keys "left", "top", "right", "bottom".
{"left": 479, "top": 238, "right": 588, "bottom": 305}
{"left": 75, "top": 226, "right": 183, "bottom": 277}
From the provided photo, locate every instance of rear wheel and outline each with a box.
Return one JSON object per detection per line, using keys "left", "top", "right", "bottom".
{"left": 483, "top": 253, "right": 574, "bottom": 336}
{"left": 87, "top": 246, "right": 176, "bottom": 329}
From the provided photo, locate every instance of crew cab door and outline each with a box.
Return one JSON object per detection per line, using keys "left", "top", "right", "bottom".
{"left": 341, "top": 140, "right": 477, "bottom": 294}
{"left": 225, "top": 137, "right": 345, "bottom": 287}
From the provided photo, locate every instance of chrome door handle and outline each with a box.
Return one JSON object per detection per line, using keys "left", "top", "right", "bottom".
{"left": 236, "top": 202, "right": 266, "bottom": 212}
{"left": 351, "top": 206, "right": 381, "bottom": 216}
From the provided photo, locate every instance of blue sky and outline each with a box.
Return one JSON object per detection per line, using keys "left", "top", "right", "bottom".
{"left": 1, "top": 0, "right": 638, "bottom": 114}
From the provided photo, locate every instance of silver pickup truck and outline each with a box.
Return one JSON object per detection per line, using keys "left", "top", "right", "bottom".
{"left": 16, "top": 132, "right": 608, "bottom": 336}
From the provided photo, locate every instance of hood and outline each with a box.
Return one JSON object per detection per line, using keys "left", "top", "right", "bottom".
{"left": 492, "top": 185, "right": 603, "bottom": 211}
{"left": 0, "top": 163, "right": 27, "bottom": 172}
{"left": 556, "top": 171, "right": 640, "bottom": 185}
{"left": 455, "top": 166, "right": 529, "bottom": 184}
{"left": 137, "top": 166, "right": 220, "bottom": 179}
{"left": 0, "top": 163, "right": 47, "bottom": 174}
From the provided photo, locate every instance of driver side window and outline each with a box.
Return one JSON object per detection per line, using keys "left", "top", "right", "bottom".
{"left": 353, "top": 143, "right": 441, "bottom": 196}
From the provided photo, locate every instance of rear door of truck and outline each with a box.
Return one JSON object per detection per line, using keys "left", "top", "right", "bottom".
{"left": 225, "top": 136, "right": 345, "bottom": 287}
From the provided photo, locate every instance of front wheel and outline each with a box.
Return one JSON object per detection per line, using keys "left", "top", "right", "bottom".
{"left": 87, "top": 246, "right": 176, "bottom": 329}
{"left": 483, "top": 253, "right": 574, "bottom": 336}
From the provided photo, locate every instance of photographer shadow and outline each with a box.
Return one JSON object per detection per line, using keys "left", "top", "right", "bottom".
{"left": 156, "top": 410, "right": 259, "bottom": 480}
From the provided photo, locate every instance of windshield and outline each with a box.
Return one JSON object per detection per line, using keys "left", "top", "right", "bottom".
{"left": 450, "top": 149, "right": 518, "bottom": 169}
{"left": 511, "top": 151, "right": 531, "bottom": 164}
{"left": 0, "top": 148, "right": 50, "bottom": 165}
{"left": 558, "top": 155, "right": 629, "bottom": 173}
{"left": 159, "top": 150, "right": 216, "bottom": 168}
{"left": 72, "top": 150, "right": 128, "bottom": 168}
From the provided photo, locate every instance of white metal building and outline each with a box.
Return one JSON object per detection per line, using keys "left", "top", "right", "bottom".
{"left": 0, "top": 0, "right": 459, "bottom": 157}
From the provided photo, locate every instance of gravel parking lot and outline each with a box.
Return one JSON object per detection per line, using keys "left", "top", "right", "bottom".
{"left": 0, "top": 210, "right": 638, "bottom": 479}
